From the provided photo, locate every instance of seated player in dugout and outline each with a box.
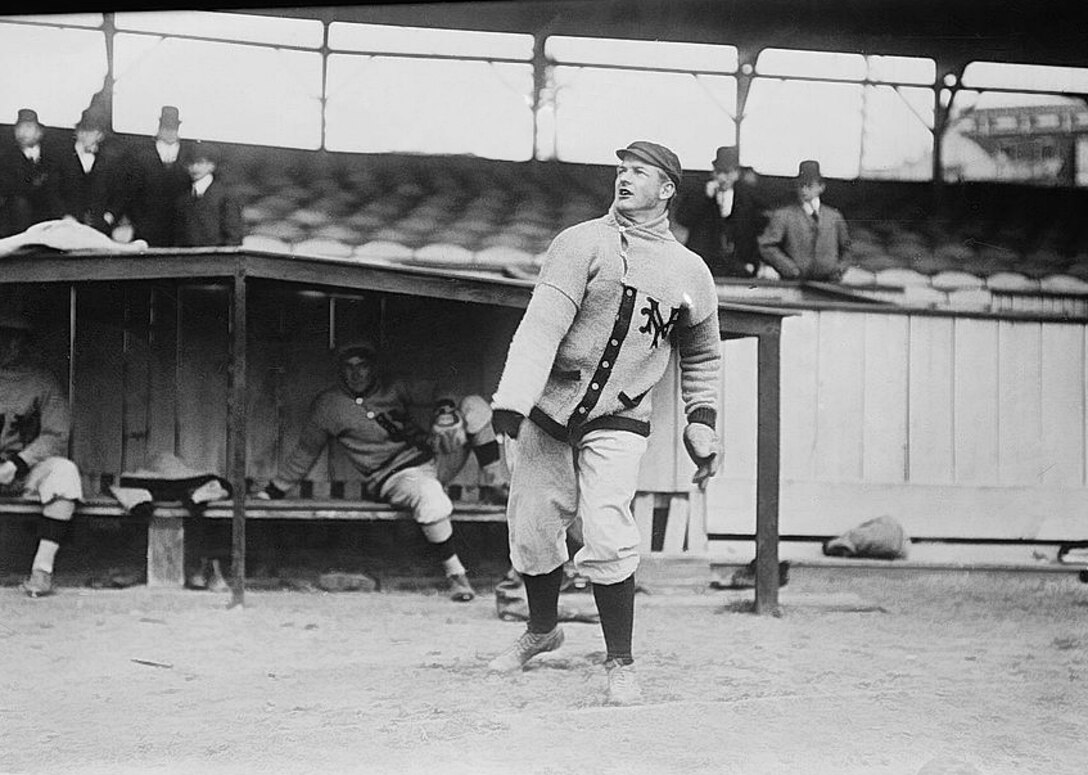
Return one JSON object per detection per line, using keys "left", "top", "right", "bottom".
{"left": 258, "top": 337, "right": 508, "bottom": 602}
{"left": 0, "top": 312, "right": 84, "bottom": 598}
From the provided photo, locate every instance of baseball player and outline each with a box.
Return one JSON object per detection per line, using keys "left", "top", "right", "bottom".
{"left": 259, "top": 337, "right": 506, "bottom": 602}
{"left": 486, "top": 141, "right": 723, "bottom": 704}
{"left": 0, "top": 312, "right": 84, "bottom": 598}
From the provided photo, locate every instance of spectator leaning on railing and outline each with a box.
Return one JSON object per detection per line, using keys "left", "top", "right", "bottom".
{"left": 0, "top": 108, "right": 63, "bottom": 237}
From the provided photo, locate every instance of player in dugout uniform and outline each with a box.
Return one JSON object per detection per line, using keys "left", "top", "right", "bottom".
{"left": 259, "top": 337, "right": 507, "bottom": 602}
{"left": 486, "top": 141, "right": 724, "bottom": 704}
{"left": 0, "top": 312, "right": 84, "bottom": 598}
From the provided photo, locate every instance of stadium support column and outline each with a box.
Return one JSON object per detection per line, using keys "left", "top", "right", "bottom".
{"left": 227, "top": 263, "right": 248, "bottom": 608}
{"left": 754, "top": 329, "right": 781, "bottom": 616}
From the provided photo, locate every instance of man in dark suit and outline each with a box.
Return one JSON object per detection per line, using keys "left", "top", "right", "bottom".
{"left": 125, "top": 106, "right": 192, "bottom": 247}
{"left": 674, "top": 145, "right": 766, "bottom": 279}
{"left": 54, "top": 109, "right": 124, "bottom": 235}
{"left": 0, "top": 109, "right": 62, "bottom": 237}
{"left": 758, "top": 159, "right": 851, "bottom": 282}
{"left": 174, "top": 141, "right": 243, "bottom": 247}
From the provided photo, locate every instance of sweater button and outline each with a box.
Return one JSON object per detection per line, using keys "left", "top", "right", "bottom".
{"left": 611, "top": 339, "right": 618, "bottom": 346}
{"left": 577, "top": 407, "right": 587, "bottom": 414}
{"left": 591, "top": 382, "right": 599, "bottom": 390}
{"left": 602, "top": 361, "right": 610, "bottom": 368}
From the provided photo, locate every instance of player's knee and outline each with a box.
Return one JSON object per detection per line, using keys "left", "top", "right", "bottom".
{"left": 458, "top": 394, "right": 492, "bottom": 435}
{"left": 35, "top": 457, "right": 84, "bottom": 502}
{"left": 413, "top": 484, "right": 453, "bottom": 524}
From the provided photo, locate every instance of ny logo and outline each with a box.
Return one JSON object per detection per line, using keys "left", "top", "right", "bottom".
{"left": 638, "top": 296, "right": 681, "bottom": 348}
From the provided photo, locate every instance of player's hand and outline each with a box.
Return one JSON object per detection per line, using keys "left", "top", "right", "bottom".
{"left": 705, "top": 179, "right": 718, "bottom": 198}
{"left": 0, "top": 460, "right": 17, "bottom": 486}
{"left": 491, "top": 409, "right": 524, "bottom": 440}
{"left": 683, "top": 422, "right": 722, "bottom": 490}
{"left": 430, "top": 399, "right": 467, "bottom": 454}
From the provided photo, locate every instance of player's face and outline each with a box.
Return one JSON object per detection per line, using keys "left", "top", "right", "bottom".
{"left": 340, "top": 355, "right": 376, "bottom": 395}
{"left": 614, "top": 158, "right": 673, "bottom": 219}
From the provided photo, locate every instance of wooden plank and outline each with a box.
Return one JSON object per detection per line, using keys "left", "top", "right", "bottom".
{"left": 633, "top": 492, "right": 655, "bottom": 554}
{"left": 997, "top": 321, "right": 1043, "bottom": 485}
{"left": 1040, "top": 323, "right": 1085, "bottom": 487}
{"left": 176, "top": 285, "right": 230, "bottom": 473}
{"left": 228, "top": 269, "right": 248, "bottom": 606}
{"left": 146, "top": 284, "right": 179, "bottom": 460}
{"left": 72, "top": 283, "right": 125, "bottom": 479}
{"left": 862, "top": 313, "right": 909, "bottom": 482}
{"left": 638, "top": 354, "right": 681, "bottom": 491}
{"left": 779, "top": 311, "right": 819, "bottom": 481}
{"left": 121, "top": 285, "right": 153, "bottom": 471}
{"left": 953, "top": 318, "right": 1000, "bottom": 484}
{"left": 661, "top": 493, "right": 690, "bottom": 554}
{"left": 721, "top": 337, "right": 758, "bottom": 482}
{"left": 908, "top": 315, "right": 955, "bottom": 484}
{"left": 146, "top": 515, "right": 185, "bottom": 588}
{"left": 687, "top": 487, "right": 709, "bottom": 556}
{"left": 814, "top": 311, "right": 865, "bottom": 481}
{"left": 755, "top": 330, "right": 782, "bottom": 615}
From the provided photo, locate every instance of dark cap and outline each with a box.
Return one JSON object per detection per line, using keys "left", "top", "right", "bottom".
{"left": 615, "top": 141, "right": 683, "bottom": 189}
{"left": 335, "top": 337, "right": 378, "bottom": 362}
{"left": 797, "top": 159, "right": 823, "bottom": 185}
{"left": 159, "top": 105, "right": 181, "bottom": 129}
{"left": 0, "top": 311, "right": 32, "bottom": 331}
{"left": 15, "top": 108, "right": 41, "bottom": 127}
{"left": 76, "top": 108, "right": 108, "bottom": 133}
{"left": 712, "top": 146, "right": 740, "bottom": 172}
{"left": 189, "top": 140, "right": 220, "bottom": 165}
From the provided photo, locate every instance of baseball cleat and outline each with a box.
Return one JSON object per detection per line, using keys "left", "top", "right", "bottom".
{"left": 448, "top": 572, "right": 476, "bottom": 602}
{"left": 488, "top": 626, "right": 564, "bottom": 672}
{"left": 604, "top": 659, "right": 642, "bottom": 705}
{"left": 21, "top": 568, "right": 54, "bottom": 598}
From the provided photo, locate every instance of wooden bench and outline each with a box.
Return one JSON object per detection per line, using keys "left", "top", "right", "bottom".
{"left": 0, "top": 495, "right": 507, "bottom": 588}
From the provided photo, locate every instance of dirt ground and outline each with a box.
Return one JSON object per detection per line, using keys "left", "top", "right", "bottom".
{"left": 2, "top": 567, "right": 1087, "bottom": 775}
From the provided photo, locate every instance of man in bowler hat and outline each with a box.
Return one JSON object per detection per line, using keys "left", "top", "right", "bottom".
{"left": 758, "top": 159, "right": 851, "bottom": 281}
{"left": 173, "top": 140, "right": 243, "bottom": 247}
{"left": 674, "top": 145, "right": 766, "bottom": 278}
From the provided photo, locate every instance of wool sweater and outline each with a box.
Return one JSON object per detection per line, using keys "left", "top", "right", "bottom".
{"left": 0, "top": 364, "right": 71, "bottom": 471}
{"left": 271, "top": 378, "right": 433, "bottom": 498}
{"left": 492, "top": 206, "right": 721, "bottom": 441}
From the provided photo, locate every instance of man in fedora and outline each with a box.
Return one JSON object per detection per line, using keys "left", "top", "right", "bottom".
{"left": 0, "top": 311, "right": 84, "bottom": 598}
{"left": 486, "top": 140, "right": 723, "bottom": 705}
{"left": 0, "top": 108, "right": 62, "bottom": 237}
{"left": 55, "top": 108, "right": 124, "bottom": 234}
{"left": 124, "top": 106, "right": 192, "bottom": 247}
{"left": 758, "top": 159, "right": 851, "bottom": 281}
{"left": 674, "top": 145, "right": 766, "bottom": 279}
{"left": 174, "top": 140, "right": 243, "bottom": 247}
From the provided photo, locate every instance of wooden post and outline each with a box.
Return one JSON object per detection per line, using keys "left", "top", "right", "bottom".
{"left": 754, "top": 330, "right": 782, "bottom": 615}
{"left": 227, "top": 265, "right": 248, "bottom": 607}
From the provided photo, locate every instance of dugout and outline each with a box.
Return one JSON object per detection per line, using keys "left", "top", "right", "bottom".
{"left": 0, "top": 248, "right": 790, "bottom": 611}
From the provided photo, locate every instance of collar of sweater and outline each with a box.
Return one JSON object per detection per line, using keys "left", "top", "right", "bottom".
{"left": 605, "top": 206, "right": 676, "bottom": 243}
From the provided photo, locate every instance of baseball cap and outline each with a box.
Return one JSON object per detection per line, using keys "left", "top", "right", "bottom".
{"left": 335, "top": 337, "right": 378, "bottom": 362}
{"left": 615, "top": 141, "right": 683, "bottom": 189}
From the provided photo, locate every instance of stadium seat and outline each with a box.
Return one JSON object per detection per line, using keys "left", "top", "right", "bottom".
{"left": 930, "top": 270, "right": 986, "bottom": 291}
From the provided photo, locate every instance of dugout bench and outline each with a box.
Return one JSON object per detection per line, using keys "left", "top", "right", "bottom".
{"left": 0, "top": 248, "right": 789, "bottom": 612}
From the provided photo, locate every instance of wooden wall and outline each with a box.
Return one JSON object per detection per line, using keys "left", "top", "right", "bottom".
{"left": 706, "top": 309, "right": 1088, "bottom": 545}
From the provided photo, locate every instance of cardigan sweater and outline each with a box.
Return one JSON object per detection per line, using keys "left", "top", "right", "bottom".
{"left": 492, "top": 206, "right": 721, "bottom": 442}
{"left": 271, "top": 378, "right": 433, "bottom": 498}
{"left": 0, "top": 364, "right": 71, "bottom": 473}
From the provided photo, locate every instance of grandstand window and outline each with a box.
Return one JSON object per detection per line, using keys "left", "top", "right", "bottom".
{"left": 0, "top": 13, "right": 102, "bottom": 27}
{"left": 0, "top": 21, "right": 107, "bottom": 128}
{"left": 963, "top": 62, "right": 1088, "bottom": 94}
{"left": 113, "top": 33, "right": 323, "bottom": 149}
{"left": 543, "top": 37, "right": 738, "bottom": 167}
{"left": 942, "top": 90, "right": 1085, "bottom": 186}
{"left": 114, "top": 11, "right": 323, "bottom": 49}
{"left": 328, "top": 22, "right": 532, "bottom": 59}
{"left": 745, "top": 48, "right": 935, "bottom": 180}
{"left": 325, "top": 55, "right": 534, "bottom": 159}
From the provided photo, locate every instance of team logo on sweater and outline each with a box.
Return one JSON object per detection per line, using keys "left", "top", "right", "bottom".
{"left": 638, "top": 296, "right": 680, "bottom": 348}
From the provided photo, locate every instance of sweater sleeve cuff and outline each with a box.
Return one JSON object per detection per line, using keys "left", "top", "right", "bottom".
{"left": 12, "top": 454, "right": 31, "bottom": 479}
{"left": 686, "top": 407, "right": 717, "bottom": 429}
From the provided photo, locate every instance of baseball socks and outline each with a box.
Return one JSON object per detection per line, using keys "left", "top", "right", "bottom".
{"left": 25, "top": 507, "right": 73, "bottom": 597}
{"left": 592, "top": 575, "right": 641, "bottom": 704}
{"left": 423, "top": 521, "right": 475, "bottom": 601}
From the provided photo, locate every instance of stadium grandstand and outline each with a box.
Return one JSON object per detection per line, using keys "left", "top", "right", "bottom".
{"left": 2, "top": 1, "right": 1088, "bottom": 602}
